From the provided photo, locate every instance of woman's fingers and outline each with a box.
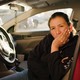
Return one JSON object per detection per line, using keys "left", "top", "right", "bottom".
{"left": 60, "top": 29, "right": 70, "bottom": 44}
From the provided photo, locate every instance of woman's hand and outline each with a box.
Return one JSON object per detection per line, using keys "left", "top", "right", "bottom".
{"left": 51, "top": 29, "right": 70, "bottom": 53}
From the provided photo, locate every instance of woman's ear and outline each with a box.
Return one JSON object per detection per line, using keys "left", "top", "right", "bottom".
{"left": 69, "top": 24, "right": 73, "bottom": 32}
{"left": 69, "top": 23, "right": 77, "bottom": 35}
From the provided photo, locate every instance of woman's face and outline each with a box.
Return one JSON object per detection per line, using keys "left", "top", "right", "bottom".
{"left": 50, "top": 16, "right": 71, "bottom": 38}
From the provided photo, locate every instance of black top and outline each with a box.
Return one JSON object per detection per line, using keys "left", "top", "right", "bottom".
{"left": 27, "top": 33, "right": 78, "bottom": 80}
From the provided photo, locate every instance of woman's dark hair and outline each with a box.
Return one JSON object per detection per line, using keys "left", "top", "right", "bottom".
{"left": 48, "top": 12, "right": 70, "bottom": 27}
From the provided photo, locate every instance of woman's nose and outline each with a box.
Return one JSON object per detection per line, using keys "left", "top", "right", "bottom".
{"left": 56, "top": 29, "right": 61, "bottom": 34}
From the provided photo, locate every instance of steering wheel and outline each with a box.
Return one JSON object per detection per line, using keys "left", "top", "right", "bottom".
{"left": 0, "top": 27, "right": 16, "bottom": 63}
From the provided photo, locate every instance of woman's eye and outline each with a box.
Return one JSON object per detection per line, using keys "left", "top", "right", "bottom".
{"left": 60, "top": 25, "right": 63, "bottom": 27}
{"left": 50, "top": 27, "right": 55, "bottom": 30}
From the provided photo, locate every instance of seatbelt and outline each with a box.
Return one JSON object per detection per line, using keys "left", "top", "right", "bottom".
{"left": 62, "top": 31, "right": 80, "bottom": 80}
{"left": 62, "top": 69, "right": 71, "bottom": 80}
{"left": 69, "top": 31, "right": 80, "bottom": 80}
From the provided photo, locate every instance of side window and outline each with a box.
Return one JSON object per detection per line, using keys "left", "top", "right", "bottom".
{"left": 14, "top": 8, "right": 73, "bottom": 32}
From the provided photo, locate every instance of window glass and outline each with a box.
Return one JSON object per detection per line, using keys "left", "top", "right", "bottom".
{"left": 14, "top": 8, "right": 73, "bottom": 32}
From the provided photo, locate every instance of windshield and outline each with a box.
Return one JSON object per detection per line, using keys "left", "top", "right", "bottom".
{"left": 0, "top": 2, "right": 32, "bottom": 25}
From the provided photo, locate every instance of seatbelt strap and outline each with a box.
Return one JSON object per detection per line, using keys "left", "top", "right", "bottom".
{"left": 69, "top": 31, "right": 80, "bottom": 80}
{"left": 62, "top": 69, "right": 71, "bottom": 80}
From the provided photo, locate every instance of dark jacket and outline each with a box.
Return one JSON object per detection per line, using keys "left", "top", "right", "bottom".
{"left": 27, "top": 33, "right": 78, "bottom": 80}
